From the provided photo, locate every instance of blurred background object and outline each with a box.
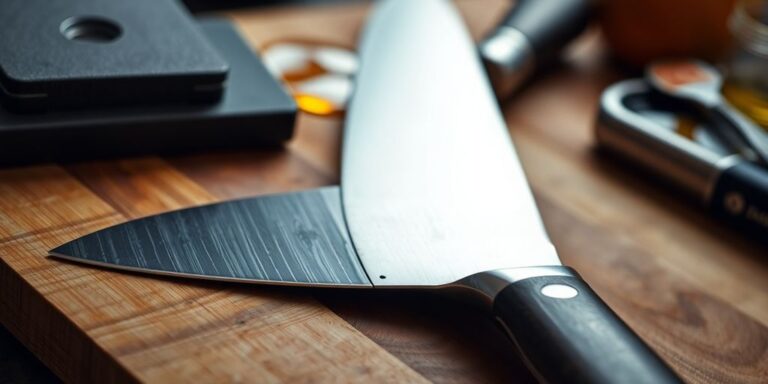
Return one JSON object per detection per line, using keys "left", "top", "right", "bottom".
{"left": 647, "top": 59, "right": 768, "bottom": 164}
{"left": 262, "top": 40, "right": 357, "bottom": 116}
{"left": 599, "top": 0, "right": 738, "bottom": 68}
{"left": 723, "top": 0, "right": 768, "bottom": 129}
{"left": 264, "top": 0, "right": 594, "bottom": 115}
{"left": 596, "top": 79, "right": 768, "bottom": 241}
{"left": 480, "top": 0, "right": 591, "bottom": 99}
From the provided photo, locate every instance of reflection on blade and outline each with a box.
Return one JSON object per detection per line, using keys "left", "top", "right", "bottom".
{"left": 341, "top": 0, "right": 560, "bottom": 288}
{"left": 51, "top": 187, "right": 371, "bottom": 287}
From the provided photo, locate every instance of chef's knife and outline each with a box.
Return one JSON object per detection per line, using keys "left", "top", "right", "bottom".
{"left": 51, "top": 0, "right": 682, "bottom": 382}
{"left": 341, "top": 1, "right": 679, "bottom": 382}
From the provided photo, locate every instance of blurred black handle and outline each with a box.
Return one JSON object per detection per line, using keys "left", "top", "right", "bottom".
{"left": 480, "top": 0, "right": 591, "bottom": 98}
{"left": 494, "top": 274, "right": 682, "bottom": 384}
{"left": 496, "top": 0, "right": 591, "bottom": 61}
{"left": 710, "top": 160, "right": 768, "bottom": 241}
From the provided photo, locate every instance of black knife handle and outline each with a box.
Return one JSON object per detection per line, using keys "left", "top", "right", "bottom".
{"left": 480, "top": 0, "right": 591, "bottom": 98}
{"left": 709, "top": 160, "right": 768, "bottom": 241}
{"left": 493, "top": 273, "right": 682, "bottom": 384}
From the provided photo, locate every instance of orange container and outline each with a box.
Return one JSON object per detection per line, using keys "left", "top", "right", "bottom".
{"left": 599, "top": 0, "right": 738, "bottom": 68}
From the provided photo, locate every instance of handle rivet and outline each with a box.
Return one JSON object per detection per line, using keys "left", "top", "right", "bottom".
{"left": 541, "top": 284, "right": 578, "bottom": 299}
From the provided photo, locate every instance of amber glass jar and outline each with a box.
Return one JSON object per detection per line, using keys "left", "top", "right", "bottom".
{"left": 723, "top": 0, "right": 768, "bottom": 128}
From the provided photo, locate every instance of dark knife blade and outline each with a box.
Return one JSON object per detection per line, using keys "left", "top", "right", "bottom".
{"left": 51, "top": 187, "right": 370, "bottom": 287}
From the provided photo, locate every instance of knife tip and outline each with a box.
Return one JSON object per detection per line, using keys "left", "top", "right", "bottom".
{"left": 48, "top": 241, "right": 75, "bottom": 258}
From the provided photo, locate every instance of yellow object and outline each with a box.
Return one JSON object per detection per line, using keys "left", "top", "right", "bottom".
{"left": 294, "top": 93, "right": 339, "bottom": 116}
{"left": 723, "top": 0, "right": 768, "bottom": 131}
{"left": 675, "top": 117, "right": 697, "bottom": 140}
{"left": 261, "top": 40, "right": 357, "bottom": 117}
{"left": 724, "top": 82, "right": 768, "bottom": 130}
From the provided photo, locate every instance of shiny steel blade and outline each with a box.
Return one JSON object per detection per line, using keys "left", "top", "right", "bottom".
{"left": 51, "top": 187, "right": 371, "bottom": 287}
{"left": 341, "top": 0, "right": 560, "bottom": 288}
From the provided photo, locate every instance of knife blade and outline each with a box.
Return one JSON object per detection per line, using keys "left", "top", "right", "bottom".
{"left": 343, "top": 0, "right": 681, "bottom": 382}
{"left": 51, "top": 0, "right": 682, "bottom": 382}
{"left": 343, "top": 0, "right": 560, "bottom": 288}
{"left": 52, "top": 187, "right": 371, "bottom": 287}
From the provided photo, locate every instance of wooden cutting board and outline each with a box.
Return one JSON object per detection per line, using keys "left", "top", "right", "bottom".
{"left": 1, "top": 1, "right": 767, "bottom": 382}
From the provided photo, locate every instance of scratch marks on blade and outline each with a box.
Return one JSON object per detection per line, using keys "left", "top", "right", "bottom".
{"left": 52, "top": 187, "right": 371, "bottom": 286}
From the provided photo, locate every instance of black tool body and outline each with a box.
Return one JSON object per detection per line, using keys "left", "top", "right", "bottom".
{"left": 0, "top": 0, "right": 228, "bottom": 111}
{"left": 0, "top": 19, "right": 296, "bottom": 166}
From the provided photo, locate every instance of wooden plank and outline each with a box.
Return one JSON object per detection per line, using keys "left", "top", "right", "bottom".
{"left": 0, "top": 161, "right": 425, "bottom": 383}
{"left": 166, "top": 147, "right": 335, "bottom": 198}
{"left": 0, "top": 166, "right": 130, "bottom": 383}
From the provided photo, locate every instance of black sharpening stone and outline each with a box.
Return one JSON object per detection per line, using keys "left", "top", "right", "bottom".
{"left": 0, "top": 0, "right": 228, "bottom": 111}
{"left": 0, "top": 18, "right": 297, "bottom": 165}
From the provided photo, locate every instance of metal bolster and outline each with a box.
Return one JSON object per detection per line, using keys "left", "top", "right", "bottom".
{"left": 454, "top": 266, "right": 577, "bottom": 305}
{"left": 479, "top": 26, "right": 535, "bottom": 98}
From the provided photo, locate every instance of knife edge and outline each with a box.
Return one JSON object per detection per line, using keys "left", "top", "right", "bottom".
{"left": 49, "top": 187, "right": 373, "bottom": 288}
{"left": 47, "top": 252, "right": 372, "bottom": 288}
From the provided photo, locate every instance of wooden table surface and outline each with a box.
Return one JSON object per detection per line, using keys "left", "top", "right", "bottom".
{"left": 2, "top": 1, "right": 768, "bottom": 383}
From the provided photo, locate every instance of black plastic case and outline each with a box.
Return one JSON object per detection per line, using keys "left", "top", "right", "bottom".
{"left": 0, "top": 0, "right": 229, "bottom": 111}
{"left": 0, "top": 19, "right": 297, "bottom": 165}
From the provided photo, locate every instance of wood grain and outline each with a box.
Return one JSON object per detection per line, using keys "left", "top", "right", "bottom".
{"left": 1, "top": 160, "right": 425, "bottom": 383}
{"left": 0, "top": 0, "right": 767, "bottom": 383}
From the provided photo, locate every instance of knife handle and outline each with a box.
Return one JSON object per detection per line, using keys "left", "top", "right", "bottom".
{"left": 496, "top": 0, "right": 591, "bottom": 61}
{"left": 493, "top": 273, "right": 682, "bottom": 384}
{"left": 709, "top": 160, "right": 768, "bottom": 240}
